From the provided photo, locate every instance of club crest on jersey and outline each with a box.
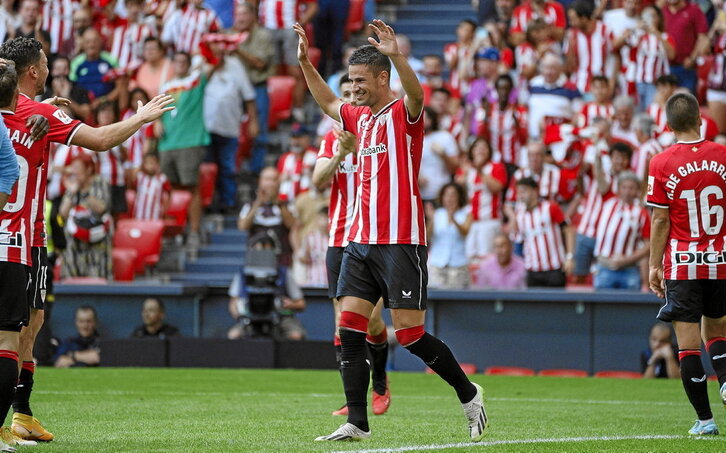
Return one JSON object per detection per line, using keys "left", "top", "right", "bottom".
{"left": 52, "top": 109, "right": 73, "bottom": 125}
{"left": 674, "top": 251, "right": 726, "bottom": 265}
{"left": 359, "top": 143, "right": 387, "bottom": 157}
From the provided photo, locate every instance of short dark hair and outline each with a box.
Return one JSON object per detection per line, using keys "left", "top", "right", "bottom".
{"left": 655, "top": 74, "right": 678, "bottom": 87}
{"left": 338, "top": 73, "right": 350, "bottom": 89}
{"left": 145, "top": 297, "right": 166, "bottom": 313}
{"left": 666, "top": 92, "right": 700, "bottom": 133}
{"left": 76, "top": 304, "right": 98, "bottom": 320}
{"left": 0, "top": 37, "right": 42, "bottom": 75}
{"left": 143, "top": 36, "right": 163, "bottom": 50}
{"left": 432, "top": 87, "right": 451, "bottom": 98}
{"left": 143, "top": 151, "right": 160, "bottom": 162}
{"left": 570, "top": 0, "right": 594, "bottom": 19}
{"left": 459, "top": 19, "right": 477, "bottom": 30}
{"left": 0, "top": 62, "right": 17, "bottom": 108}
{"left": 348, "top": 45, "right": 391, "bottom": 78}
{"left": 424, "top": 106, "right": 439, "bottom": 131}
{"left": 591, "top": 75, "right": 609, "bottom": 86}
{"left": 495, "top": 73, "right": 514, "bottom": 88}
{"left": 609, "top": 142, "right": 633, "bottom": 160}
{"left": 95, "top": 100, "right": 118, "bottom": 121}
{"left": 467, "top": 136, "right": 492, "bottom": 163}
{"left": 437, "top": 182, "right": 467, "bottom": 209}
{"left": 516, "top": 176, "right": 538, "bottom": 190}
{"left": 174, "top": 50, "right": 191, "bottom": 64}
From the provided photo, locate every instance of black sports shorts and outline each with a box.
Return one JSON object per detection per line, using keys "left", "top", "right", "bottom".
{"left": 336, "top": 242, "right": 428, "bottom": 310}
{"left": 0, "top": 261, "right": 30, "bottom": 332}
{"left": 326, "top": 246, "right": 345, "bottom": 300}
{"left": 28, "top": 247, "right": 49, "bottom": 310}
{"left": 657, "top": 279, "right": 726, "bottom": 323}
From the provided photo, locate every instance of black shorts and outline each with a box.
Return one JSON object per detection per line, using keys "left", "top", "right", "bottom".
{"left": 336, "top": 243, "right": 428, "bottom": 310}
{"left": 110, "top": 185, "right": 128, "bottom": 214}
{"left": 658, "top": 279, "right": 726, "bottom": 323}
{"left": 27, "top": 247, "right": 49, "bottom": 310}
{"left": 0, "top": 261, "right": 30, "bottom": 332}
{"left": 326, "top": 246, "right": 345, "bottom": 300}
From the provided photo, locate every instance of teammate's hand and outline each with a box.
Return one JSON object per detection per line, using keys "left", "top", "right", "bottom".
{"left": 26, "top": 114, "right": 49, "bottom": 141}
{"left": 293, "top": 23, "right": 309, "bottom": 63}
{"left": 649, "top": 266, "right": 665, "bottom": 298}
{"left": 135, "top": 94, "right": 175, "bottom": 123}
{"left": 368, "top": 19, "right": 400, "bottom": 57}
{"left": 42, "top": 96, "right": 72, "bottom": 107}
{"left": 332, "top": 125, "right": 356, "bottom": 157}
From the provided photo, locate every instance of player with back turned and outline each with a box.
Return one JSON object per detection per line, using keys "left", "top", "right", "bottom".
{"left": 294, "top": 20, "right": 488, "bottom": 442}
{"left": 647, "top": 92, "right": 726, "bottom": 436}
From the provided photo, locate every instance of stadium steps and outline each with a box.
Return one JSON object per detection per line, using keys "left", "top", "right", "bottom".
{"left": 169, "top": 272, "right": 236, "bottom": 287}
{"left": 184, "top": 257, "right": 244, "bottom": 274}
{"left": 198, "top": 244, "right": 246, "bottom": 259}
{"left": 209, "top": 230, "right": 248, "bottom": 245}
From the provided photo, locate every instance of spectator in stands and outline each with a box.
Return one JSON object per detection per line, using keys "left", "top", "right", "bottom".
{"left": 471, "top": 233, "right": 526, "bottom": 290}
{"left": 58, "top": 154, "right": 113, "bottom": 279}
{"left": 505, "top": 141, "right": 561, "bottom": 222}
{"left": 8, "top": 0, "right": 50, "bottom": 56}
{"left": 593, "top": 171, "right": 650, "bottom": 290}
{"left": 133, "top": 152, "right": 171, "bottom": 221}
{"left": 443, "top": 19, "right": 476, "bottom": 94}
{"left": 485, "top": 74, "right": 527, "bottom": 167}
{"left": 425, "top": 182, "right": 471, "bottom": 289}
{"left": 122, "top": 88, "right": 153, "bottom": 173}
{"left": 0, "top": 0, "right": 20, "bottom": 44}
{"left": 204, "top": 39, "right": 258, "bottom": 215}
{"left": 514, "top": 19, "right": 558, "bottom": 83}
{"left": 54, "top": 305, "right": 101, "bottom": 368}
{"left": 238, "top": 166, "right": 295, "bottom": 266}
{"left": 227, "top": 232, "right": 307, "bottom": 340}
{"left": 290, "top": 181, "right": 328, "bottom": 283}
{"left": 313, "top": 0, "right": 349, "bottom": 77}
{"left": 611, "top": 95, "right": 638, "bottom": 148}
{"left": 514, "top": 176, "right": 572, "bottom": 288}
{"left": 603, "top": 0, "right": 640, "bottom": 37}
{"left": 566, "top": 0, "right": 616, "bottom": 96}
{"left": 577, "top": 76, "right": 613, "bottom": 128}
{"left": 464, "top": 47, "right": 500, "bottom": 141}
{"left": 508, "top": 0, "right": 566, "bottom": 46}
{"left": 132, "top": 37, "right": 172, "bottom": 98}
{"left": 649, "top": 74, "right": 678, "bottom": 139}
{"left": 42, "top": 55, "right": 91, "bottom": 121}
{"left": 326, "top": 44, "right": 356, "bottom": 98}
{"left": 641, "top": 322, "right": 680, "bottom": 378}
{"left": 277, "top": 123, "right": 317, "bottom": 204}
{"left": 161, "top": 0, "right": 221, "bottom": 54}
{"left": 108, "top": 0, "right": 153, "bottom": 72}
{"left": 632, "top": 114, "right": 663, "bottom": 183}
{"left": 232, "top": 1, "right": 275, "bottom": 175}
{"left": 708, "top": 17, "right": 726, "bottom": 134}
{"left": 295, "top": 206, "right": 329, "bottom": 287}
{"left": 526, "top": 52, "right": 581, "bottom": 139}
{"left": 92, "top": 101, "right": 127, "bottom": 218}
{"left": 70, "top": 27, "right": 121, "bottom": 108}
{"left": 605, "top": 0, "right": 640, "bottom": 97}
{"left": 131, "top": 298, "right": 180, "bottom": 339}
{"left": 662, "top": 0, "right": 709, "bottom": 94}
{"left": 390, "top": 34, "right": 425, "bottom": 95}
{"left": 629, "top": 5, "right": 675, "bottom": 110}
{"left": 420, "top": 107, "right": 459, "bottom": 204}
{"left": 156, "top": 51, "right": 209, "bottom": 247}
{"left": 71, "top": 5, "right": 93, "bottom": 56}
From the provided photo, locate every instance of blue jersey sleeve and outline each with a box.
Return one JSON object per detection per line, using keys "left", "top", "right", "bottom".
{"left": 0, "top": 118, "right": 18, "bottom": 195}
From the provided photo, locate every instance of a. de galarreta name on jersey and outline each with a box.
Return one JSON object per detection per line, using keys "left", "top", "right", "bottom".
{"left": 662, "top": 159, "right": 726, "bottom": 200}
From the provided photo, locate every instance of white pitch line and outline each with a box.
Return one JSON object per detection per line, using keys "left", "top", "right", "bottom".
{"left": 330, "top": 434, "right": 710, "bottom": 453}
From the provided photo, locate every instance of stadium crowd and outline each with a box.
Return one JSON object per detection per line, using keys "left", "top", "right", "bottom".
{"left": 5, "top": 0, "right": 724, "bottom": 293}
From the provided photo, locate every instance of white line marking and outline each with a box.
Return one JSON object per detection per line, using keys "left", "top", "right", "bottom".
{"left": 331, "top": 434, "right": 710, "bottom": 453}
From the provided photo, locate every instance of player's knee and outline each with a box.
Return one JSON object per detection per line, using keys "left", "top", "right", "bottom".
{"left": 395, "top": 325, "right": 425, "bottom": 348}
{"left": 339, "top": 311, "right": 369, "bottom": 334}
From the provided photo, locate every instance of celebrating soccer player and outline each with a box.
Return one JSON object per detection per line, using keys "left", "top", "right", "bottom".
{"left": 294, "top": 20, "right": 488, "bottom": 441}
{"left": 0, "top": 37, "right": 174, "bottom": 442}
{"left": 647, "top": 92, "right": 726, "bottom": 436}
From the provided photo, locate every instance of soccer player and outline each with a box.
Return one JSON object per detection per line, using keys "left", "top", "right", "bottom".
{"left": 0, "top": 37, "right": 173, "bottom": 442}
{"left": 294, "top": 20, "right": 487, "bottom": 441}
{"left": 312, "top": 75, "right": 391, "bottom": 417}
{"left": 647, "top": 92, "right": 726, "bottom": 436}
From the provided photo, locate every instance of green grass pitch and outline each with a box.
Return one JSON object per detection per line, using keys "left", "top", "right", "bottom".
{"left": 19, "top": 367, "right": 726, "bottom": 452}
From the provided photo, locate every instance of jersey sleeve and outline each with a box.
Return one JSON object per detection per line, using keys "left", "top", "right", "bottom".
{"left": 646, "top": 154, "right": 669, "bottom": 208}
{"left": 317, "top": 131, "right": 336, "bottom": 159}
{"left": 44, "top": 104, "right": 83, "bottom": 146}
{"left": 549, "top": 201, "right": 566, "bottom": 224}
{"left": 339, "top": 103, "right": 364, "bottom": 134}
{"left": 490, "top": 162, "right": 507, "bottom": 185}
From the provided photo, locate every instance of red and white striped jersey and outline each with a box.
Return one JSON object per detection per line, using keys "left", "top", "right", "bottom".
{"left": 515, "top": 200, "right": 567, "bottom": 272}
{"left": 633, "top": 32, "right": 673, "bottom": 84}
{"left": 122, "top": 109, "right": 152, "bottom": 171}
{"left": 485, "top": 104, "right": 528, "bottom": 165}
{"left": 95, "top": 145, "right": 126, "bottom": 187}
{"left": 647, "top": 139, "right": 726, "bottom": 280}
{"left": 648, "top": 102, "right": 668, "bottom": 134}
{"left": 577, "top": 169, "right": 616, "bottom": 237}
{"left": 577, "top": 101, "right": 614, "bottom": 128}
{"left": 515, "top": 42, "right": 536, "bottom": 76}
{"left": 41, "top": 0, "right": 79, "bottom": 55}
{"left": 443, "top": 42, "right": 475, "bottom": 95}
{"left": 594, "top": 197, "right": 650, "bottom": 258}
{"left": 277, "top": 148, "right": 317, "bottom": 203}
{"left": 47, "top": 143, "right": 86, "bottom": 200}
{"left": 318, "top": 130, "right": 358, "bottom": 248}
{"left": 464, "top": 164, "right": 507, "bottom": 221}
{"left": 566, "top": 22, "right": 613, "bottom": 93}
{"left": 632, "top": 137, "right": 664, "bottom": 179}
{"left": 339, "top": 99, "right": 426, "bottom": 246}
{"left": 510, "top": 1, "right": 566, "bottom": 35}
{"left": 298, "top": 229, "right": 328, "bottom": 286}
{"left": 259, "top": 0, "right": 316, "bottom": 30}
{"left": 0, "top": 111, "right": 46, "bottom": 266}
{"left": 709, "top": 33, "right": 726, "bottom": 90}
{"left": 507, "top": 163, "right": 561, "bottom": 203}
{"left": 134, "top": 172, "right": 171, "bottom": 220}
{"left": 164, "top": 5, "right": 220, "bottom": 53}
{"left": 110, "top": 21, "right": 155, "bottom": 70}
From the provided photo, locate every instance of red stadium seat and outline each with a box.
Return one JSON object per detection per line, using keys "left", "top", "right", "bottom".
{"left": 426, "top": 363, "right": 477, "bottom": 375}
{"left": 484, "top": 366, "right": 535, "bottom": 376}
{"left": 113, "top": 219, "right": 164, "bottom": 273}
{"left": 594, "top": 370, "right": 642, "bottom": 379}
{"left": 111, "top": 248, "right": 137, "bottom": 281}
{"left": 163, "top": 190, "right": 192, "bottom": 236}
{"left": 538, "top": 369, "right": 588, "bottom": 378}
{"left": 199, "top": 163, "right": 218, "bottom": 208}
{"left": 347, "top": 0, "right": 366, "bottom": 34}
{"left": 267, "top": 75, "right": 296, "bottom": 130}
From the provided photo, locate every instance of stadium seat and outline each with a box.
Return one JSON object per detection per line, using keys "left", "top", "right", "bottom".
{"left": 199, "top": 163, "right": 218, "bottom": 208}
{"left": 164, "top": 190, "right": 192, "bottom": 236}
{"left": 267, "top": 75, "right": 296, "bottom": 130}
{"left": 538, "top": 369, "right": 588, "bottom": 378}
{"left": 426, "top": 363, "right": 477, "bottom": 375}
{"left": 111, "top": 248, "right": 137, "bottom": 281}
{"left": 594, "top": 370, "right": 642, "bottom": 379}
{"left": 113, "top": 219, "right": 164, "bottom": 273}
{"left": 484, "top": 366, "right": 535, "bottom": 376}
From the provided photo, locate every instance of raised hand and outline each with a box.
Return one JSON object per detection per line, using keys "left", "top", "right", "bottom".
{"left": 367, "top": 19, "right": 399, "bottom": 57}
{"left": 293, "top": 23, "right": 309, "bottom": 63}
{"left": 332, "top": 125, "right": 356, "bottom": 157}
{"left": 135, "top": 94, "right": 175, "bottom": 123}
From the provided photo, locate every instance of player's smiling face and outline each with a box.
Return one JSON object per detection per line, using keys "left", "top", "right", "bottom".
{"left": 348, "top": 64, "right": 385, "bottom": 107}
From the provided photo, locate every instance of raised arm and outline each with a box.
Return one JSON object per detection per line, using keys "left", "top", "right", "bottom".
{"left": 312, "top": 128, "right": 356, "bottom": 188}
{"left": 71, "top": 94, "right": 174, "bottom": 151}
{"left": 293, "top": 23, "right": 342, "bottom": 121}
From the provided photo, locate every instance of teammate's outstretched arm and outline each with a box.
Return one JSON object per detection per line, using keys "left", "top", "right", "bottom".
{"left": 649, "top": 206, "right": 670, "bottom": 298}
{"left": 293, "top": 23, "right": 342, "bottom": 122}
{"left": 312, "top": 126, "right": 356, "bottom": 188}
{"left": 70, "top": 94, "right": 175, "bottom": 152}
{"left": 368, "top": 19, "right": 423, "bottom": 119}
